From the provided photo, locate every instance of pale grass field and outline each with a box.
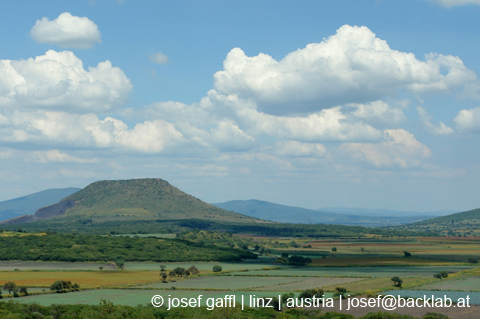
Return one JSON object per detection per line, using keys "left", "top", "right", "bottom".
{"left": 311, "top": 257, "right": 460, "bottom": 266}
{"left": 0, "top": 270, "right": 163, "bottom": 288}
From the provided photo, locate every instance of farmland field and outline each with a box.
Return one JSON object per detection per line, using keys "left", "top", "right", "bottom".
{"left": 310, "top": 257, "right": 460, "bottom": 266}
{"left": 12, "top": 289, "right": 307, "bottom": 307}
{"left": 0, "top": 271, "right": 163, "bottom": 288}
{"left": 253, "top": 277, "right": 364, "bottom": 291}
{"left": 124, "top": 261, "right": 277, "bottom": 271}
{"left": 139, "top": 275, "right": 361, "bottom": 290}
{"left": 140, "top": 276, "right": 305, "bottom": 290}
{"left": 382, "top": 289, "right": 480, "bottom": 305}
{"left": 415, "top": 276, "right": 480, "bottom": 291}
{"left": 320, "top": 277, "right": 431, "bottom": 293}
{"left": 0, "top": 261, "right": 116, "bottom": 271}
{"left": 4, "top": 234, "right": 480, "bottom": 317}
{"left": 228, "top": 266, "right": 474, "bottom": 277}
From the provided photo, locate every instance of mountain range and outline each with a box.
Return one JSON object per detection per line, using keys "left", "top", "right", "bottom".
{"left": 212, "top": 200, "right": 448, "bottom": 227}
{"left": 0, "top": 180, "right": 473, "bottom": 232}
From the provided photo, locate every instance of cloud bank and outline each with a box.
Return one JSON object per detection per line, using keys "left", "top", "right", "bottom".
{"left": 0, "top": 50, "right": 132, "bottom": 113}
{"left": 214, "top": 25, "right": 476, "bottom": 115}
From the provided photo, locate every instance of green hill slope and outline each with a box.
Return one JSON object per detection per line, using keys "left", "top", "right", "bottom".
{"left": 0, "top": 179, "right": 417, "bottom": 238}
{"left": 394, "top": 208, "right": 480, "bottom": 236}
{"left": 0, "top": 188, "right": 81, "bottom": 222}
{"left": 63, "top": 179, "right": 256, "bottom": 222}
{"left": 0, "top": 179, "right": 258, "bottom": 225}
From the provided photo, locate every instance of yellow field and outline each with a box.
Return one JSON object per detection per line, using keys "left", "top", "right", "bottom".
{"left": 0, "top": 271, "right": 166, "bottom": 288}
{"left": 311, "top": 257, "right": 461, "bottom": 266}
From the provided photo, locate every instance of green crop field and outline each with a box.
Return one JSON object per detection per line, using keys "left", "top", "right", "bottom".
{"left": 12, "top": 289, "right": 307, "bottom": 307}
{"left": 139, "top": 276, "right": 306, "bottom": 290}
{"left": 415, "top": 276, "right": 480, "bottom": 291}
{"left": 253, "top": 277, "right": 363, "bottom": 291}
{"left": 228, "top": 266, "right": 475, "bottom": 277}
{"left": 124, "top": 262, "right": 276, "bottom": 271}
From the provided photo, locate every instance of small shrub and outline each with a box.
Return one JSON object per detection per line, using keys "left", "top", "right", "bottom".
{"left": 333, "top": 287, "right": 347, "bottom": 298}
{"left": 391, "top": 276, "right": 403, "bottom": 287}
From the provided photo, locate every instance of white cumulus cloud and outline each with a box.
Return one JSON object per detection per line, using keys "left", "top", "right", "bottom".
{"left": 236, "top": 104, "right": 383, "bottom": 142}
{"left": 0, "top": 50, "right": 132, "bottom": 113}
{"left": 30, "top": 12, "right": 102, "bottom": 49}
{"left": 0, "top": 111, "right": 184, "bottom": 153}
{"left": 454, "top": 107, "right": 480, "bottom": 133}
{"left": 214, "top": 25, "right": 476, "bottom": 115}
{"left": 341, "top": 129, "right": 431, "bottom": 168}
{"left": 209, "top": 121, "right": 255, "bottom": 152}
{"left": 348, "top": 101, "right": 407, "bottom": 128}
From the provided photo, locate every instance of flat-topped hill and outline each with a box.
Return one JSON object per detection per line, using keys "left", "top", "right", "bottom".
{"left": 2, "top": 178, "right": 260, "bottom": 224}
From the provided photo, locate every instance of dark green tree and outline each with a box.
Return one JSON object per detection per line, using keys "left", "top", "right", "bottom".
{"left": 161, "top": 273, "right": 168, "bottom": 282}
{"left": 187, "top": 265, "right": 199, "bottom": 275}
{"left": 391, "top": 276, "right": 403, "bottom": 287}
{"left": 116, "top": 259, "right": 125, "bottom": 269}
{"left": 50, "top": 281, "right": 65, "bottom": 293}
{"left": 333, "top": 287, "right": 347, "bottom": 298}
{"left": 288, "top": 255, "right": 312, "bottom": 266}
{"left": 3, "top": 281, "right": 16, "bottom": 294}
{"left": 19, "top": 286, "right": 28, "bottom": 296}
{"left": 173, "top": 267, "right": 185, "bottom": 277}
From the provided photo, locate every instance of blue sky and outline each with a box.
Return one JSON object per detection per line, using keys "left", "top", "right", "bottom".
{"left": 1, "top": 0, "right": 479, "bottom": 212}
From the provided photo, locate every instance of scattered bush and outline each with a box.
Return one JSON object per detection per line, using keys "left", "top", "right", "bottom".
{"left": 333, "top": 287, "right": 347, "bottom": 298}
{"left": 391, "top": 276, "right": 403, "bottom": 288}
{"left": 2, "top": 281, "right": 16, "bottom": 294}
{"left": 187, "top": 265, "right": 200, "bottom": 275}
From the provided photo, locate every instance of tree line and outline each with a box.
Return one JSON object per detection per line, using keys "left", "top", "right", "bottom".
{"left": 0, "top": 233, "right": 257, "bottom": 262}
